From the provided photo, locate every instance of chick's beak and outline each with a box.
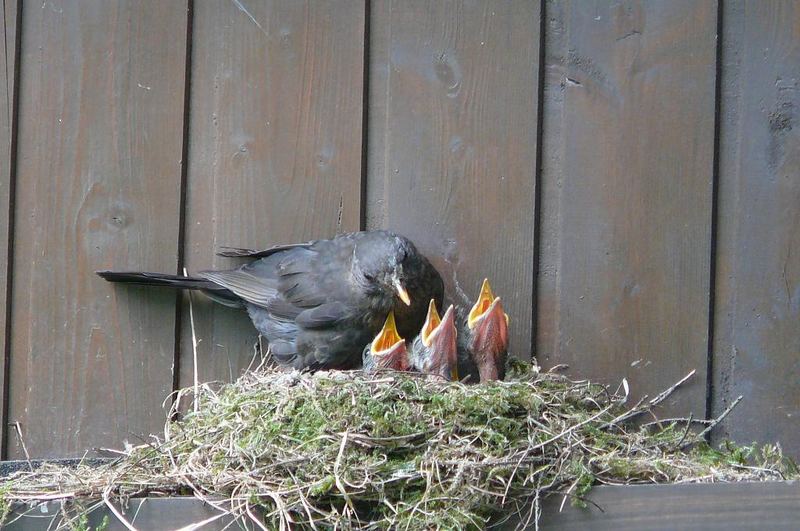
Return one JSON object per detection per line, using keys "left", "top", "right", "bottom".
{"left": 421, "top": 299, "right": 442, "bottom": 347}
{"left": 470, "top": 297, "right": 509, "bottom": 381}
{"left": 392, "top": 274, "right": 412, "bottom": 306}
{"left": 432, "top": 305, "right": 458, "bottom": 381}
{"left": 372, "top": 311, "right": 403, "bottom": 352}
{"left": 420, "top": 301, "right": 458, "bottom": 380}
{"left": 370, "top": 311, "right": 409, "bottom": 371}
{"left": 468, "top": 278, "right": 509, "bottom": 328}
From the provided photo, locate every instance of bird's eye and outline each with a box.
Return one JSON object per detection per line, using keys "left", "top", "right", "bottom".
{"left": 364, "top": 272, "right": 375, "bottom": 282}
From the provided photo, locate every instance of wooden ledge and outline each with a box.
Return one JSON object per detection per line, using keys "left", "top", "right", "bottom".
{"left": 4, "top": 481, "right": 799, "bottom": 530}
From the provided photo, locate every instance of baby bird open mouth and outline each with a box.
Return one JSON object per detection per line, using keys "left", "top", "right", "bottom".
{"left": 463, "top": 278, "right": 509, "bottom": 382}
{"left": 371, "top": 311, "right": 404, "bottom": 354}
{"left": 367, "top": 311, "right": 410, "bottom": 371}
{"left": 467, "top": 278, "right": 509, "bottom": 329}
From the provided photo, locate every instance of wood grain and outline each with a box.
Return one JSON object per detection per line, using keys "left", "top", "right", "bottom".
{"left": 712, "top": 0, "right": 800, "bottom": 456}
{"left": 0, "top": 0, "right": 19, "bottom": 458}
{"left": 367, "top": 0, "right": 540, "bottom": 358}
{"left": 179, "top": 0, "right": 365, "bottom": 386}
{"left": 7, "top": 0, "right": 188, "bottom": 458}
{"left": 5, "top": 482, "right": 799, "bottom": 530}
{"left": 6, "top": 497, "right": 241, "bottom": 530}
{"left": 0, "top": 0, "right": 796, "bottom": 461}
{"left": 536, "top": 0, "right": 718, "bottom": 417}
{"left": 533, "top": 481, "right": 800, "bottom": 530}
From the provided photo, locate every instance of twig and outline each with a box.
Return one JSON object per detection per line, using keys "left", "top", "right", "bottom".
{"left": 12, "top": 422, "right": 34, "bottom": 472}
{"left": 558, "top": 477, "right": 578, "bottom": 512}
{"left": 671, "top": 413, "right": 694, "bottom": 450}
{"left": 681, "top": 395, "right": 744, "bottom": 450}
{"left": 333, "top": 431, "right": 356, "bottom": 514}
{"left": 603, "top": 370, "right": 696, "bottom": 428}
{"left": 246, "top": 503, "right": 270, "bottom": 531}
{"left": 184, "top": 267, "right": 200, "bottom": 414}
{"left": 642, "top": 417, "right": 713, "bottom": 428}
{"left": 173, "top": 510, "right": 228, "bottom": 531}
{"left": 649, "top": 370, "right": 696, "bottom": 407}
{"left": 103, "top": 492, "right": 138, "bottom": 531}
{"left": 525, "top": 405, "right": 613, "bottom": 454}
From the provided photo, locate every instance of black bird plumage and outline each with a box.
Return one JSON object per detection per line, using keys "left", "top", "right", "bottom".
{"left": 97, "top": 230, "right": 444, "bottom": 371}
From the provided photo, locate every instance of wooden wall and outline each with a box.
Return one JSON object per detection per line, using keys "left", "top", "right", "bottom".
{"left": 0, "top": 0, "right": 796, "bottom": 460}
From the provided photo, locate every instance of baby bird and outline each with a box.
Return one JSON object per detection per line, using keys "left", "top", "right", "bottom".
{"left": 457, "top": 279, "right": 509, "bottom": 383}
{"left": 410, "top": 300, "right": 458, "bottom": 380}
{"left": 362, "top": 311, "right": 411, "bottom": 372}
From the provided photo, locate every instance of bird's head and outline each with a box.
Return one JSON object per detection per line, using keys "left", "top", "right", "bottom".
{"left": 354, "top": 232, "right": 417, "bottom": 307}
{"left": 415, "top": 300, "right": 458, "bottom": 380}
{"left": 365, "top": 311, "right": 410, "bottom": 371}
{"left": 466, "top": 278, "right": 509, "bottom": 381}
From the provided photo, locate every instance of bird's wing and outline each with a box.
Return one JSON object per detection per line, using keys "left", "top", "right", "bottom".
{"left": 206, "top": 239, "right": 364, "bottom": 370}
{"left": 274, "top": 242, "right": 365, "bottom": 369}
{"left": 215, "top": 241, "right": 314, "bottom": 258}
{"left": 206, "top": 242, "right": 354, "bottom": 313}
{"left": 295, "top": 302, "right": 349, "bottom": 329}
{"left": 196, "top": 269, "right": 277, "bottom": 307}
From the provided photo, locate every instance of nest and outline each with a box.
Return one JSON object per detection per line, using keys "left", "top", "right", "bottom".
{"left": 1, "top": 360, "right": 796, "bottom": 530}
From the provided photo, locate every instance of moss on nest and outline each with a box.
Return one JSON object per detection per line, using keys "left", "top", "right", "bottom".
{"left": 0, "top": 361, "right": 796, "bottom": 530}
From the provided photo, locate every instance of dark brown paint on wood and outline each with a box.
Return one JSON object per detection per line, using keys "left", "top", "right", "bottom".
{"left": 179, "top": 0, "right": 365, "bottom": 386}
{"left": 0, "top": 0, "right": 19, "bottom": 458}
{"left": 5, "top": 497, "right": 240, "bottom": 530}
{"left": 5, "top": 482, "right": 799, "bottom": 530}
{"left": 367, "top": 0, "right": 540, "bottom": 359}
{"left": 712, "top": 0, "right": 800, "bottom": 457}
{"left": 532, "top": 481, "right": 800, "bottom": 530}
{"left": 536, "top": 0, "right": 718, "bottom": 418}
{"left": 7, "top": 0, "right": 188, "bottom": 458}
{"left": 0, "top": 0, "right": 797, "bottom": 459}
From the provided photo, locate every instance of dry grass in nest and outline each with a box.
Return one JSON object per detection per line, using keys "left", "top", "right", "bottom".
{"left": 0, "top": 360, "right": 796, "bottom": 530}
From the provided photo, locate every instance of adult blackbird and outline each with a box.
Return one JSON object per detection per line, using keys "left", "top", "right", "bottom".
{"left": 97, "top": 230, "right": 444, "bottom": 371}
{"left": 361, "top": 311, "right": 410, "bottom": 372}
{"left": 457, "top": 279, "right": 509, "bottom": 383}
{"left": 409, "top": 300, "right": 458, "bottom": 381}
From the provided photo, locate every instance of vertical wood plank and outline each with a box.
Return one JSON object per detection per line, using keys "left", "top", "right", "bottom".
{"left": 8, "top": 0, "right": 188, "bottom": 458}
{"left": 367, "top": 0, "right": 540, "bottom": 358}
{"left": 180, "top": 0, "right": 365, "bottom": 386}
{"left": 0, "top": 0, "right": 19, "bottom": 458}
{"left": 534, "top": 482, "right": 800, "bottom": 531}
{"left": 536, "top": 1, "right": 718, "bottom": 417}
{"left": 712, "top": 0, "right": 800, "bottom": 456}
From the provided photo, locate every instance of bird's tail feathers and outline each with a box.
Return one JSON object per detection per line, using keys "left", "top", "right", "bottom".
{"left": 96, "top": 271, "right": 214, "bottom": 290}
{"left": 96, "top": 270, "right": 244, "bottom": 308}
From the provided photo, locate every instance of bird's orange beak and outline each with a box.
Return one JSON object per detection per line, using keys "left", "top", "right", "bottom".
{"left": 372, "top": 311, "right": 403, "bottom": 352}
{"left": 370, "top": 311, "right": 409, "bottom": 370}
{"left": 421, "top": 300, "right": 458, "bottom": 380}
{"left": 468, "top": 278, "right": 509, "bottom": 329}
{"left": 392, "top": 274, "right": 411, "bottom": 306}
{"left": 421, "top": 299, "right": 441, "bottom": 347}
{"left": 467, "top": 279, "right": 509, "bottom": 382}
